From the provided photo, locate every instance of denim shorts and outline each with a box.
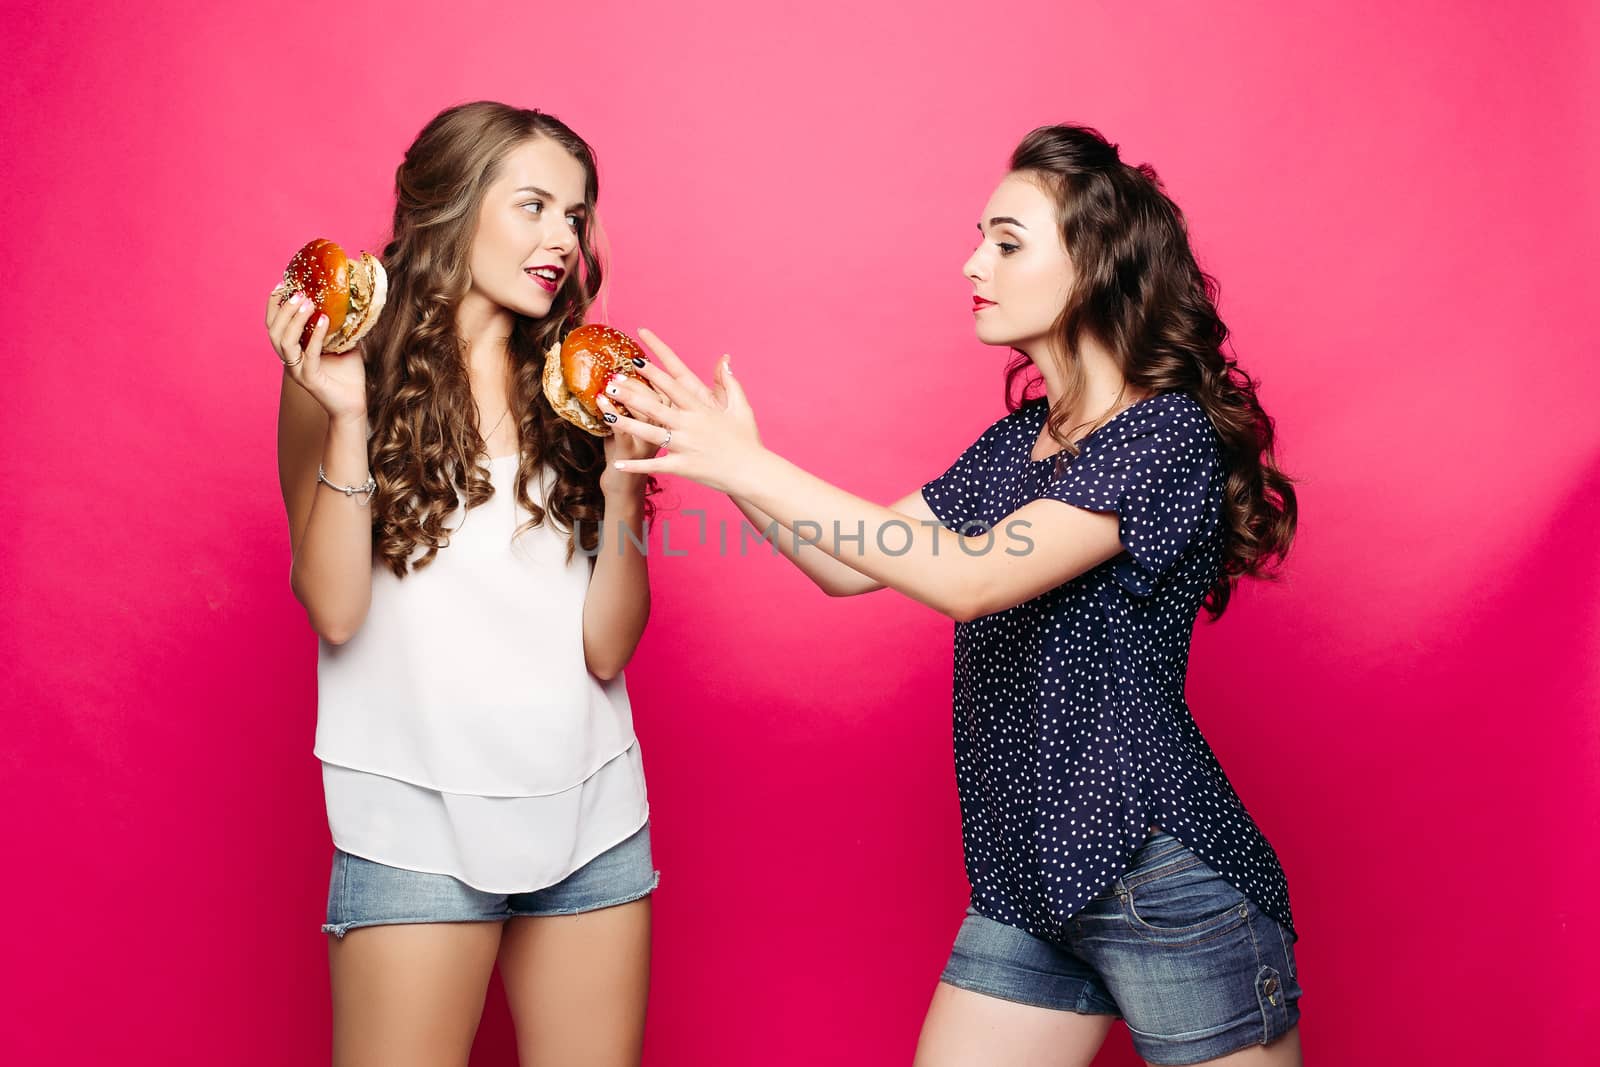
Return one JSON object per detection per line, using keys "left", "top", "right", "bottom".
{"left": 322, "top": 821, "right": 659, "bottom": 938}
{"left": 940, "top": 829, "right": 1301, "bottom": 1066}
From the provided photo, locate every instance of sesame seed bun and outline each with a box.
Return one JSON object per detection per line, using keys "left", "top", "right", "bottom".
{"left": 542, "top": 339, "right": 610, "bottom": 436}
{"left": 280, "top": 238, "right": 387, "bottom": 355}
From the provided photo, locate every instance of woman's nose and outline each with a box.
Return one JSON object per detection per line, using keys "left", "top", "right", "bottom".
{"left": 547, "top": 223, "right": 578, "bottom": 254}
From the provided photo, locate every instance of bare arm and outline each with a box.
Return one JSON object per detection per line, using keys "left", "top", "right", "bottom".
{"left": 732, "top": 451, "right": 1126, "bottom": 622}
{"left": 278, "top": 379, "right": 374, "bottom": 644}
{"left": 605, "top": 336, "right": 1130, "bottom": 623}
{"left": 268, "top": 289, "right": 374, "bottom": 645}
{"left": 727, "top": 488, "right": 937, "bottom": 597}
{"left": 580, "top": 483, "right": 651, "bottom": 681}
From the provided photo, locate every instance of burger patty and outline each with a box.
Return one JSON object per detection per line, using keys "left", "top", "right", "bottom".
{"left": 338, "top": 260, "right": 372, "bottom": 339}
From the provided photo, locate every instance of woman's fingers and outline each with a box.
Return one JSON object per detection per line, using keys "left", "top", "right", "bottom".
{"left": 300, "top": 311, "right": 329, "bottom": 381}
{"left": 265, "top": 287, "right": 289, "bottom": 330}
{"left": 616, "top": 378, "right": 674, "bottom": 426}
{"left": 607, "top": 376, "right": 672, "bottom": 425}
{"left": 628, "top": 360, "right": 701, "bottom": 412}
{"left": 272, "top": 292, "right": 314, "bottom": 356}
{"left": 637, "top": 328, "right": 717, "bottom": 406}
{"left": 597, "top": 392, "right": 645, "bottom": 428}
{"left": 711, "top": 355, "right": 731, "bottom": 408}
{"left": 266, "top": 288, "right": 296, "bottom": 342}
{"left": 634, "top": 327, "right": 686, "bottom": 372}
{"left": 269, "top": 294, "right": 297, "bottom": 355}
{"left": 611, "top": 453, "right": 675, "bottom": 475}
{"left": 599, "top": 401, "right": 670, "bottom": 448}
{"left": 717, "top": 357, "right": 750, "bottom": 413}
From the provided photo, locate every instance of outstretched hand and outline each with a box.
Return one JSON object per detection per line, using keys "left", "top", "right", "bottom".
{"left": 597, "top": 328, "right": 766, "bottom": 497}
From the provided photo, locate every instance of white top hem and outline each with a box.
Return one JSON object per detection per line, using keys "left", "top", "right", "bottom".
{"left": 313, "top": 735, "right": 640, "bottom": 799}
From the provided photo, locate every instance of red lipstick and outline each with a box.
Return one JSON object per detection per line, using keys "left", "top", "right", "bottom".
{"left": 525, "top": 264, "right": 566, "bottom": 294}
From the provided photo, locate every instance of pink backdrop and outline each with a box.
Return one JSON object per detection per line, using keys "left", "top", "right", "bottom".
{"left": 4, "top": 1, "right": 1596, "bottom": 1062}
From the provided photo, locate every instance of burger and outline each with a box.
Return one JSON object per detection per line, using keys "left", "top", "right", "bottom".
{"left": 280, "top": 238, "right": 388, "bottom": 354}
{"left": 542, "top": 324, "right": 653, "bottom": 436}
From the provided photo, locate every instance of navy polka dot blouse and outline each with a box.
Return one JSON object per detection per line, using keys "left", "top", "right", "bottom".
{"left": 921, "top": 390, "right": 1295, "bottom": 942}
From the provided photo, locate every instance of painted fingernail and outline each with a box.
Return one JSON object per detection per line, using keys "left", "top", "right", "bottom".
{"left": 606, "top": 382, "right": 619, "bottom": 397}
{"left": 603, "top": 412, "right": 618, "bottom": 424}
{"left": 317, "top": 314, "right": 328, "bottom": 329}
{"left": 631, "top": 356, "right": 646, "bottom": 368}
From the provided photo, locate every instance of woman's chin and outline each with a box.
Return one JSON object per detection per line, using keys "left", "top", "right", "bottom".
{"left": 500, "top": 290, "right": 555, "bottom": 320}
{"left": 973, "top": 323, "right": 1015, "bottom": 348}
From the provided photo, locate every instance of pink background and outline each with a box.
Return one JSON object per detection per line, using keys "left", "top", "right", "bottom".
{"left": 3, "top": 1, "right": 1596, "bottom": 1062}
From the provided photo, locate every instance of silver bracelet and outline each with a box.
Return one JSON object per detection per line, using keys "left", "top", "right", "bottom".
{"left": 317, "top": 464, "right": 377, "bottom": 506}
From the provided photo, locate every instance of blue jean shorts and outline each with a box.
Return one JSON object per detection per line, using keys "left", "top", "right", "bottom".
{"left": 322, "top": 822, "right": 659, "bottom": 938}
{"left": 940, "top": 829, "right": 1301, "bottom": 1066}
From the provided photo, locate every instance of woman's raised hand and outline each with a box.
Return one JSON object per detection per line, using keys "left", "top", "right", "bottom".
{"left": 265, "top": 287, "right": 368, "bottom": 421}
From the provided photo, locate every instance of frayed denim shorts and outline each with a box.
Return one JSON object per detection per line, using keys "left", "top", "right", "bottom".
{"left": 940, "top": 829, "right": 1301, "bottom": 1066}
{"left": 322, "top": 821, "right": 658, "bottom": 939}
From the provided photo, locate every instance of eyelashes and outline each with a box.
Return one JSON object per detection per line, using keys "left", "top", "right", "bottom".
{"left": 523, "top": 201, "right": 584, "bottom": 230}
{"left": 972, "top": 233, "right": 1022, "bottom": 256}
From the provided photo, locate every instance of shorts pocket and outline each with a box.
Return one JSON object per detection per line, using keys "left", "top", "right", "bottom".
{"left": 1122, "top": 855, "right": 1250, "bottom": 945}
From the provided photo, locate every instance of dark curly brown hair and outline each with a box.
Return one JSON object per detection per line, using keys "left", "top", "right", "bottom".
{"left": 1003, "top": 124, "right": 1298, "bottom": 619}
{"left": 358, "top": 101, "right": 658, "bottom": 576}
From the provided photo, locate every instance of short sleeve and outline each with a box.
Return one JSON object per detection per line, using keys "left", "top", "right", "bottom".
{"left": 922, "top": 428, "right": 997, "bottom": 534}
{"left": 1039, "top": 396, "right": 1222, "bottom": 596}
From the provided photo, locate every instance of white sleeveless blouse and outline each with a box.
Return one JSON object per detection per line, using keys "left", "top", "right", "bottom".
{"left": 314, "top": 452, "right": 649, "bottom": 893}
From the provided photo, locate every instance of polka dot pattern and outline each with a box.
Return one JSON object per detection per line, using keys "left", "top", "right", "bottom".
{"left": 921, "top": 391, "right": 1294, "bottom": 942}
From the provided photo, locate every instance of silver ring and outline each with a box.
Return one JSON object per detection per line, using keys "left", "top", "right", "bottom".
{"left": 662, "top": 429, "right": 673, "bottom": 448}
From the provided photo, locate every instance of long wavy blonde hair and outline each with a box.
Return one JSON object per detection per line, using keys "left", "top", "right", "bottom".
{"left": 359, "top": 101, "right": 659, "bottom": 576}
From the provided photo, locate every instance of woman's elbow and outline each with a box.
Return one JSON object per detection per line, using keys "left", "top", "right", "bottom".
{"left": 821, "top": 575, "right": 884, "bottom": 598}
{"left": 291, "top": 576, "right": 366, "bottom": 645}
{"left": 583, "top": 638, "right": 630, "bottom": 682}
{"left": 305, "top": 607, "right": 362, "bottom": 646}
{"left": 946, "top": 584, "right": 988, "bottom": 623}
{"left": 588, "top": 659, "right": 622, "bottom": 682}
